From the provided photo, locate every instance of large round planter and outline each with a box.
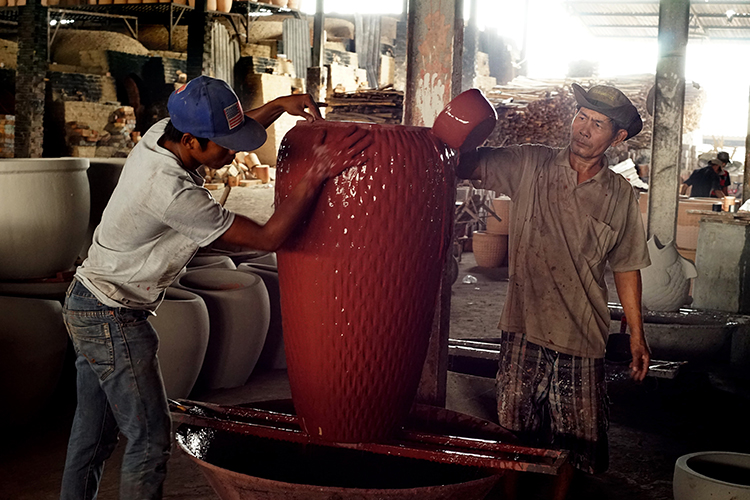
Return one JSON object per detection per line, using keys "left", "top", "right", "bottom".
{"left": 81, "top": 158, "right": 125, "bottom": 260}
{"left": 674, "top": 451, "right": 750, "bottom": 500}
{"left": 472, "top": 231, "right": 508, "bottom": 268}
{"left": 0, "top": 158, "right": 90, "bottom": 280}
{"left": 275, "top": 121, "right": 455, "bottom": 443}
{"left": 149, "top": 287, "right": 210, "bottom": 399}
{"left": 176, "top": 269, "right": 270, "bottom": 390}
{"left": 0, "top": 273, "right": 73, "bottom": 302}
{"left": 0, "top": 296, "right": 68, "bottom": 425}
{"left": 238, "top": 263, "right": 285, "bottom": 370}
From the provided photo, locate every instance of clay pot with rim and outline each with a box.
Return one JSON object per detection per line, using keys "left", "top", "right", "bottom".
{"left": 0, "top": 296, "right": 68, "bottom": 426}
{"left": 188, "top": 0, "right": 216, "bottom": 8}
{"left": 0, "top": 158, "right": 90, "bottom": 280}
{"left": 472, "top": 231, "right": 508, "bottom": 268}
{"left": 485, "top": 196, "right": 511, "bottom": 235}
{"left": 176, "top": 269, "right": 270, "bottom": 390}
{"left": 275, "top": 121, "right": 456, "bottom": 443}
{"left": 431, "top": 88, "right": 497, "bottom": 151}
{"left": 149, "top": 287, "right": 210, "bottom": 399}
{"left": 674, "top": 451, "right": 750, "bottom": 500}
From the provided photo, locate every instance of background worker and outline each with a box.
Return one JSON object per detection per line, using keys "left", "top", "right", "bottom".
{"left": 60, "top": 76, "right": 372, "bottom": 500}
{"left": 681, "top": 151, "right": 731, "bottom": 198}
{"left": 457, "top": 83, "right": 651, "bottom": 497}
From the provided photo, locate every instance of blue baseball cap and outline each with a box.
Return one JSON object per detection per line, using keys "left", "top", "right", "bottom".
{"left": 167, "top": 76, "right": 267, "bottom": 152}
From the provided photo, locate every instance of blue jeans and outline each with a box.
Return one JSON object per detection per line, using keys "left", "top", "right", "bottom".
{"left": 60, "top": 279, "right": 171, "bottom": 500}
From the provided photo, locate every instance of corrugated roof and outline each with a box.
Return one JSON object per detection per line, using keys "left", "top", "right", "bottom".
{"left": 565, "top": 0, "right": 750, "bottom": 40}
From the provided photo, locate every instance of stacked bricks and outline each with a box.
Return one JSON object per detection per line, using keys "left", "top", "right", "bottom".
{"left": 14, "top": 0, "right": 48, "bottom": 158}
{"left": 60, "top": 103, "right": 136, "bottom": 157}
{"left": 0, "top": 115, "right": 14, "bottom": 158}
{"left": 99, "top": 106, "right": 137, "bottom": 149}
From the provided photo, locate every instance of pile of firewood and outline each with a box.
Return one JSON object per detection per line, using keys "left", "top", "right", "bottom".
{"left": 484, "top": 76, "right": 705, "bottom": 153}
{"left": 325, "top": 87, "right": 403, "bottom": 124}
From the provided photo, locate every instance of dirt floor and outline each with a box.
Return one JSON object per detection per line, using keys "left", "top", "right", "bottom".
{"left": 2, "top": 185, "right": 749, "bottom": 500}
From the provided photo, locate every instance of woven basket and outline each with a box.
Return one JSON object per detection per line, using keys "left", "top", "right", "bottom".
{"left": 472, "top": 231, "right": 508, "bottom": 268}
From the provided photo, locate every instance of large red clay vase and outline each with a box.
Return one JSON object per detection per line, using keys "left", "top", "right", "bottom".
{"left": 275, "top": 121, "right": 456, "bottom": 443}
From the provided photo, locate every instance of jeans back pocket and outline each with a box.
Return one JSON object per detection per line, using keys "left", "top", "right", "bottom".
{"left": 66, "top": 321, "right": 115, "bottom": 380}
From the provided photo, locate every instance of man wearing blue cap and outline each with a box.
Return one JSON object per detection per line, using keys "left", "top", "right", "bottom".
{"left": 59, "top": 76, "right": 371, "bottom": 500}
{"left": 457, "top": 83, "right": 651, "bottom": 496}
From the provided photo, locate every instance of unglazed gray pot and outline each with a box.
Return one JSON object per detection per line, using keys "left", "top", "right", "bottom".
{"left": 674, "top": 451, "right": 750, "bottom": 500}
{"left": 0, "top": 296, "right": 68, "bottom": 425}
{"left": 149, "top": 287, "right": 210, "bottom": 399}
{"left": 176, "top": 269, "right": 270, "bottom": 390}
{"left": 0, "top": 158, "right": 90, "bottom": 279}
{"left": 238, "top": 262, "right": 285, "bottom": 370}
{"left": 187, "top": 255, "right": 237, "bottom": 271}
{"left": 80, "top": 158, "right": 125, "bottom": 260}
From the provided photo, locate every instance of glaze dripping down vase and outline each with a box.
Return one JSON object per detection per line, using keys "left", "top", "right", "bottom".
{"left": 275, "top": 121, "right": 456, "bottom": 443}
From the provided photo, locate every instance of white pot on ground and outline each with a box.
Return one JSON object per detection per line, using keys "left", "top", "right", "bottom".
{"left": 0, "top": 158, "right": 90, "bottom": 279}
{"left": 674, "top": 451, "right": 750, "bottom": 500}
{"left": 176, "top": 269, "right": 270, "bottom": 390}
{"left": 0, "top": 296, "right": 68, "bottom": 425}
{"left": 149, "top": 287, "right": 210, "bottom": 399}
{"left": 238, "top": 263, "right": 285, "bottom": 370}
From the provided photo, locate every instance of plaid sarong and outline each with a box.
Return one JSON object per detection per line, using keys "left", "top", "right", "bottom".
{"left": 496, "top": 331, "right": 609, "bottom": 474}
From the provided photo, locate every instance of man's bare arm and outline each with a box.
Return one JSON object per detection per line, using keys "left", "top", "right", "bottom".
{"left": 245, "top": 94, "right": 322, "bottom": 128}
{"left": 613, "top": 270, "right": 650, "bottom": 381}
{"left": 456, "top": 149, "right": 482, "bottom": 180}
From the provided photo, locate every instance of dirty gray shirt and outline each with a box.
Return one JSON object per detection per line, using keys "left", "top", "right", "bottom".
{"left": 76, "top": 118, "right": 235, "bottom": 311}
{"left": 477, "top": 144, "right": 650, "bottom": 358}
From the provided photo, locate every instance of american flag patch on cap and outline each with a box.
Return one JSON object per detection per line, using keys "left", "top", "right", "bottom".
{"left": 224, "top": 101, "right": 244, "bottom": 130}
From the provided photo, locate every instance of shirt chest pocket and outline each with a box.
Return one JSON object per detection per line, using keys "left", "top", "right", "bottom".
{"left": 580, "top": 215, "right": 616, "bottom": 265}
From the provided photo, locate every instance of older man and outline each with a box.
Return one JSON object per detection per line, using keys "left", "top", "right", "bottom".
{"left": 457, "top": 84, "right": 651, "bottom": 481}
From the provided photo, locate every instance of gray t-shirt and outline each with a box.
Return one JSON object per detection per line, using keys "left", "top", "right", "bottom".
{"left": 76, "top": 118, "right": 235, "bottom": 311}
